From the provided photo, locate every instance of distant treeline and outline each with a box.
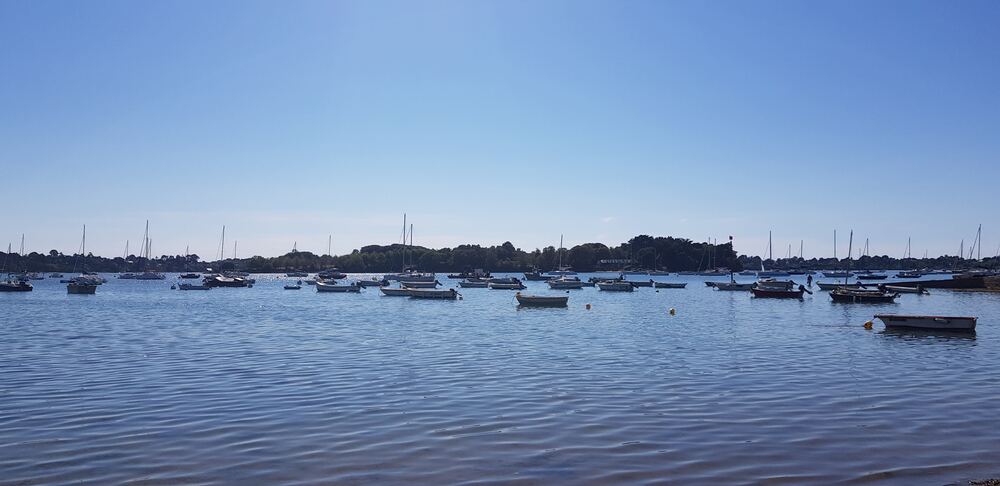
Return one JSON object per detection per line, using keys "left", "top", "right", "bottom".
{"left": 2, "top": 235, "right": 994, "bottom": 274}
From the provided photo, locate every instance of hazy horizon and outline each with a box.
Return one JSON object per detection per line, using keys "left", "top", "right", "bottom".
{"left": 3, "top": 1, "right": 998, "bottom": 259}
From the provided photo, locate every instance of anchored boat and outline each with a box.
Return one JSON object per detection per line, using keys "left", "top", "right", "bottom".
{"left": 653, "top": 282, "right": 687, "bottom": 289}
{"left": 409, "top": 288, "right": 459, "bottom": 300}
{"left": 316, "top": 281, "right": 362, "bottom": 293}
{"left": 875, "top": 314, "right": 976, "bottom": 331}
{"left": 515, "top": 292, "right": 569, "bottom": 307}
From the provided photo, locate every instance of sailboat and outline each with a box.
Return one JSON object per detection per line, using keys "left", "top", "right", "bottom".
{"left": 134, "top": 221, "right": 165, "bottom": 280}
{"left": 757, "top": 231, "right": 790, "bottom": 277}
{"left": 118, "top": 240, "right": 137, "bottom": 279}
{"left": 829, "top": 230, "right": 897, "bottom": 303}
{"left": 383, "top": 216, "right": 435, "bottom": 282}
{"left": 1, "top": 242, "right": 33, "bottom": 291}
{"left": 67, "top": 225, "right": 98, "bottom": 294}
{"left": 546, "top": 235, "right": 577, "bottom": 276}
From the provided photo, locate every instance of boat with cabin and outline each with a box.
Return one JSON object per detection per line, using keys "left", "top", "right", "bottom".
{"left": 67, "top": 226, "right": 98, "bottom": 294}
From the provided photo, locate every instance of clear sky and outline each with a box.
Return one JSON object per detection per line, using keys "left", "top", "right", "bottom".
{"left": 2, "top": 0, "right": 998, "bottom": 259}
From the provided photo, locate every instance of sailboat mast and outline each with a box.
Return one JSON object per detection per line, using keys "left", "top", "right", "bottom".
{"left": 328, "top": 235, "right": 332, "bottom": 257}
{"left": 82, "top": 225, "right": 87, "bottom": 273}
{"left": 834, "top": 230, "right": 837, "bottom": 261}
{"left": 559, "top": 234, "right": 564, "bottom": 269}
{"left": 768, "top": 231, "right": 773, "bottom": 261}
{"left": 844, "top": 230, "right": 853, "bottom": 286}
{"left": 800, "top": 240, "right": 803, "bottom": 259}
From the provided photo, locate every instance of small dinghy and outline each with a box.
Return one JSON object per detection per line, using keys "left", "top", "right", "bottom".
{"left": 875, "top": 314, "right": 976, "bottom": 331}
{"left": 653, "top": 282, "right": 687, "bottom": 289}
{"left": 178, "top": 283, "right": 211, "bottom": 290}
{"left": 751, "top": 285, "right": 808, "bottom": 298}
{"left": 459, "top": 280, "right": 489, "bottom": 288}
{"left": 284, "top": 284, "right": 302, "bottom": 290}
{"left": 400, "top": 280, "right": 440, "bottom": 289}
{"left": 830, "top": 287, "right": 897, "bottom": 303}
{"left": 627, "top": 279, "right": 654, "bottom": 287}
{"left": 355, "top": 278, "right": 388, "bottom": 287}
{"left": 816, "top": 282, "right": 866, "bottom": 291}
{"left": 548, "top": 277, "right": 584, "bottom": 289}
{"left": 881, "top": 284, "right": 928, "bottom": 295}
{"left": 489, "top": 281, "right": 526, "bottom": 290}
{"left": 379, "top": 287, "right": 412, "bottom": 296}
{"left": 67, "top": 282, "right": 98, "bottom": 294}
{"left": 515, "top": 292, "right": 569, "bottom": 307}
{"left": 713, "top": 282, "right": 754, "bottom": 291}
{"left": 597, "top": 281, "right": 634, "bottom": 292}
{"left": 316, "top": 281, "right": 361, "bottom": 293}
{"left": 409, "top": 288, "right": 459, "bottom": 300}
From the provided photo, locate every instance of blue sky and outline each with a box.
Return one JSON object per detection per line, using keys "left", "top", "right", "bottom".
{"left": 2, "top": 0, "right": 998, "bottom": 259}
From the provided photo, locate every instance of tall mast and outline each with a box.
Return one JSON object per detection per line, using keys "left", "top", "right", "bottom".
{"left": 401, "top": 214, "right": 407, "bottom": 269}
{"left": 768, "top": 231, "right": 773, "bottom": 261}
{"left": 844, "top": 230, "right": 853, "bottom": 286}
{"left": 559, "top": 234, "right": 564, "bottom": 269}
{"left": 82, "top": 225, "right": 87, "bottom": 273}
{"left": 834, "top": 230, "right": 837, "bottom": 261}
{"left": 327, "top": 235, "right": 332, "bottom": 257}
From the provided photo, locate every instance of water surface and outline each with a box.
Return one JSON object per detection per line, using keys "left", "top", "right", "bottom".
{"left": 2, "top": 274, "right": 999, "bottom": 484}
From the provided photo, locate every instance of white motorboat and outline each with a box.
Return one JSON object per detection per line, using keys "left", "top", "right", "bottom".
{"left": 458, "top": 280, "right": 489, "bottom": 288}
{"left": 379, "top": 287, "right": 412, "bottom": 296}
{"left": 548, "top": 277, "right": 584, "bottom": 289}
{"left": 597, "top": 281, "right": 633, "bottom": 292}
{"left": 316, "top": 281, "right": 361, "bottom": 293}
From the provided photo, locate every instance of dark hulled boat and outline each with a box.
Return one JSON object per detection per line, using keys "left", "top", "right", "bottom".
{"left": 830, "top": 287, "right": 898, "bottom": 303}
{"left": 0, "top": 279, "right": 33, "bottom": 292}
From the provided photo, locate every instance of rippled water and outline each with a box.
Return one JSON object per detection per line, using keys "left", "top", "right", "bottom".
{"left": 2, "top": 273, "right": 999, "bottom": 484}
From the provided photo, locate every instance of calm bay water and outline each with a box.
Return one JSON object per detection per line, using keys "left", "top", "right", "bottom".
{"left": 2, "top": 273, "right": 999, "bottom": 485}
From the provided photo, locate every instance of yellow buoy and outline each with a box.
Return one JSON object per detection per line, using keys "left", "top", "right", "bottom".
{"left": 669, "top": 308, "right": 676, "bottom": 316}
{"left": 864, "top": 320, "right": 873, "bottom": 330}
{"left": 585, "top": 303, "right": 592, "bottom": 310}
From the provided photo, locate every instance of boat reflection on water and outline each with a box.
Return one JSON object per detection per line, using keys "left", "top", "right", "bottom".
{"left": 878, "top": 328, "right": 977, "bottom": 343}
